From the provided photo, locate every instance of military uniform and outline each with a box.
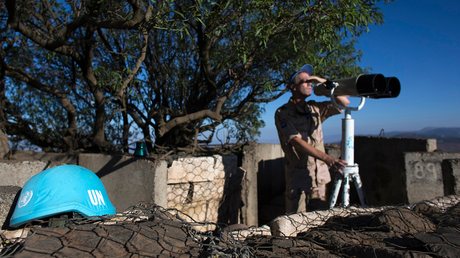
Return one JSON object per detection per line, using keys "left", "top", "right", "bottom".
{"left": 275, "top": 97, "right": 342, "bottom": 213}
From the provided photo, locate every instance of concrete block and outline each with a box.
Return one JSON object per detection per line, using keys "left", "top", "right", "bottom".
{"left": 442, "top": 152, "right": 460, "bottom": 160}
{"left": 8, "top": 151, "right": 77, "bottom": 164}
{"left": 269, "top": 206, "right": 384, "bottom": 237}
{"left": 242, "top": 145, "right": 259, "bottom": 227}
{"left": 31, "top": 152, "right": 77, "bottom": 164}
{"left": 256, "top": 144, "right": 286, "bottom": 226}
{"left": 0, "top": 186, "right": 21, "bottom": 229}
{"left": 0, "top": 161, "right": 50, "bottom": 187}
{"left": 79, "top": 154, "right": 167, "bottom": 212}
{"left": 171, "top": 200, "right": 211, "bottom": 225}
{"left": 169, "top": 198, "right": 221, "bottom": 232}
{"left": 356, "top": 136, "right": 437, "bottom": 153}
{"left": 167, "top": 183, "right": 188, "bottom": 207}
{"left": 194, "top": 180, "right": 224, "bottom": 202}
{"left": 355, "top": 136, "right": 439, "bottom": 206}
{"left": 442, "top": 159, "right": 460, "bottom": 195}
{"left": 404, "top": 152, "right": 444, "bottom": 204}
{"left": 167, "top": 179, "right": 224, "bottom": 206}
{"left": 242, "top": 143, "right": 286, "bottom": 227}
{"left": 8, "top": 151, "right": 76, "bottom": 163}
{"left": 182, "top": 201, "right": 208, "bottom": 222}
{"left": 8, "top": 150, "right": 36, "bottom": 161}
{"left": 206, "top": 199, "right": 220, "bottom": 223}
{"left": 418, "top": 195, "right": 460, "bottom": 211}
{"left": 229, "top": 225, "right": 272, "bottom": 241}
{"left": 168, "top": 156, "right": 231, "bottom": 184}
{"left": 153, "top": 160, "right": 168, "bottom": 209}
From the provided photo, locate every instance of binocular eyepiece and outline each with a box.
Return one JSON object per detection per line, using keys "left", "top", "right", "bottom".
{"left": 314, "top": 74, "right": 400, "bottom": 99}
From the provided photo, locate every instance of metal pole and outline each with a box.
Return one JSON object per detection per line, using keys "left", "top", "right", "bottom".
{"left": 329, "top": 86, "right": 368, "bottom": 208}
{"left": 342, "top": 109, "right": 354, "bottom": 165}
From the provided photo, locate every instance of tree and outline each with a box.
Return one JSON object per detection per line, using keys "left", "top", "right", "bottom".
{"left": 0, "top": 0, "right": 391, "bottom": 154}
{"left": 1, "top": 0, "right": 159, "bottom": 152}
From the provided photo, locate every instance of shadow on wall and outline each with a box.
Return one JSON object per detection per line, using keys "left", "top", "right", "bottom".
{"left": 254, "top": 144, "right": 344, "bottom": 225}
{"left": 94, "top": 155, "right": 137, "bottom": 178}
{"left": 257, "top": 158, "right": 286, "bottom": 226}
{"left": 217, "top": 166, "right": 245, "bottom": 226}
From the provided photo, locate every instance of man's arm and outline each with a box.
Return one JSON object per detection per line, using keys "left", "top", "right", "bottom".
{"left": 308, "top": 75, "right": 351, "bottom": 107}
{"left": 289, "top": 136, "right": 347, "bottom": 173}
{"left": 334, "top": 95, "right": 350, "bottom": 107}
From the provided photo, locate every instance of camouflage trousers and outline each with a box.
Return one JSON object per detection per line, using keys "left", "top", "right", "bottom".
{"left": 285, "top": 184, "right": 327, "bottom": 214}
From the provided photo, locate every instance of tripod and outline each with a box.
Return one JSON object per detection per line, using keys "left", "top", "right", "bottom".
{"left": 328, "top": 85, "right": 368, "bottom": 208}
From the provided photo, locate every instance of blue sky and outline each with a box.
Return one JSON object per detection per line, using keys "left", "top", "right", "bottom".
{"left": 257, "top": 0, "right": 460, "bottom": 144}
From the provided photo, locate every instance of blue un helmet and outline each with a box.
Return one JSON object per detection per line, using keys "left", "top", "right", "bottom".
{"left": 10, "top": 165, "right": 116, "bottom": 228}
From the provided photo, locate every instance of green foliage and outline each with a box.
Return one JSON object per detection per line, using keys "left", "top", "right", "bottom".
{"left": 0, "top": 0, "right": 391, "bottom": 153}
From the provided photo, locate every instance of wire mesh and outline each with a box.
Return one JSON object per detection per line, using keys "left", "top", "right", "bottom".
{"left": 0, "top": 203, "right": 255, "bottom": 257}
{"left": 1, "top": 195, "right": 460, "bottom": 257}
{"left": 166, "top": 155, "right": 244, "bottom": 232}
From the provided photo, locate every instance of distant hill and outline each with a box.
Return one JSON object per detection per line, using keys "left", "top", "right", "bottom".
{"left": 365, "top": 127, "right": 460, "bottom": 152}
{"left": 283, "top": 127, "right": 460, "bottom": 152}
{"left": 382, "top": 127, "right": 460, "bottom": 137}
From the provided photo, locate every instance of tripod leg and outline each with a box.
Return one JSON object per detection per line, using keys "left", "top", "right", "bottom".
{"left": 329, "top": 175, "right": 343, "bottom": 209}
{"left": 351, "top": 173, "right": 368, "bottom": 208}
{"left": 343, "top": 175, "right": 351, "bottom": 207}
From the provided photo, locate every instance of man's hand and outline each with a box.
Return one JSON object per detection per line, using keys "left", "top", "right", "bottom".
{"left": 289, "top": 137, "right": 348, "bottom": 173}
{"left": 323, "top": 155, "right": 348, "bottom": 174}
{"left": 305, "top": 75, "right": 326, "bottom": 84}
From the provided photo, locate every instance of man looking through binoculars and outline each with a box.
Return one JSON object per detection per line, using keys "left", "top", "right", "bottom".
{"left": 275, "top": 64, "right": 350, "bottom": 213}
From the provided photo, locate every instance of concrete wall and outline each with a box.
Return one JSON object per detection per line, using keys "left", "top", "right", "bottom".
{"left": 443, "top": 159, "right": 460, "bottom": 195}
{"left": 0, "top": 161, "right": 58, "bottom": 187}
{"left": 0, "top": 152, "right": 241, "bottom": 230}
{"left": 239, "top": 137, "right": 460, "bottom": 220}
{"left": 0, "top": 186, "right": 21, "bottom": 229}
{"left": 0, "top": 154, "right": 168, "bottom": 213}
{"left": 403, "top": 152, "right": 445, "bottom": 204}
{"left": 79, "top": 154, "right": 168, "bottom": 212}
{"left": 240, "top": 143, "right": 343, "bottom": 226}
{"left": 166, "top": 155, "right": 241, "bottom": 230}
{"left": 355, "top": 136, "right": 460, "bottom": 206}
{"left": 2, "top": 138, "right": 460, "bottom": 230}
{"left": 242, "top": 143, "right": 285, "bottom": 227}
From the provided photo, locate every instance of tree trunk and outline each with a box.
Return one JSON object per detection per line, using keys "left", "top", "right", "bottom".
{"left": 93, "top": 89, "right": 107, "bottom": 149}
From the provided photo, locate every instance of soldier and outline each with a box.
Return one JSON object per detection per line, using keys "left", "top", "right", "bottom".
{"left": 275, "top": 64, "right": 350, "bottom": 213}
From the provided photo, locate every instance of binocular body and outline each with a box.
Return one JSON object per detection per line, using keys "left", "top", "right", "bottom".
{"left": 313, "top": 74, "right": 400, "bottom": 99}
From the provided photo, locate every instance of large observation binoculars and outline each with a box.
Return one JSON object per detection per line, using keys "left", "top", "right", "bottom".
{"left": 314, "top": 74, "right": 401, "bottom": 99}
